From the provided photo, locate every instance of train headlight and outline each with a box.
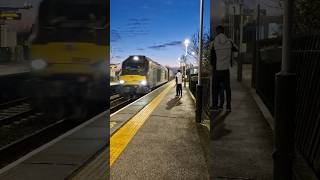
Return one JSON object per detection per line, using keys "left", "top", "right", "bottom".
{"left": 120, "top": 80, "right": 125, "bottom": 84}
{"left": 133, "top": 56, "right": 139, "bottom": 61}
{"left": 140, "top": 80, "right": 147, "bottom": 86}
{"left": 31, "top": 59, "right": 47, "bottom": 70}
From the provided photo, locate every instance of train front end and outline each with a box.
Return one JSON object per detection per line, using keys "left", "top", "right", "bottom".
{"left": 27, "top": 0, "right": 108, "bottom": 119}
{"left": 119, "top": 56, "right": 150, "bottom": 96}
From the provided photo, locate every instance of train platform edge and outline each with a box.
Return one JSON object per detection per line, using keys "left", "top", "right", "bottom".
{"left": 70, "top": 81, "right": 211, "bottom": 180}
{"left": 0, "top": 110, "right": 109, "bottom": 180}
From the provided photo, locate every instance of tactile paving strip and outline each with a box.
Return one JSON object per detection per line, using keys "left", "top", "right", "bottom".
{"left": 110, "top": 81, "right": 174, "bottom": 166}
{"left": 70, "top": 82, "right": 174, "bottom": 179}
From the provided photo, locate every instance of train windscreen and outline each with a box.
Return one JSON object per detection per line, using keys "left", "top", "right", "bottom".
{"left": 34, "top": 0, "right": 107, "bottom": 44}
{"left": 121, "top": 59, "right": 148, "bottom": 75}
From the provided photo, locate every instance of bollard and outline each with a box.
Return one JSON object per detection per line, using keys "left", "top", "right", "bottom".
{"left": 273, "top": 72, "right": 296, "bottom": 180}
{"left": 196, "top": 84, "right": 203, "bottom": 123}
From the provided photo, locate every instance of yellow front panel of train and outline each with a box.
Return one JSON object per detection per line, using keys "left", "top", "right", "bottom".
{"left": 120, "top": 75, "right": 146, "bottom": 85}
{"left": 30, "top": 42, "right": 108, "bottom": 75}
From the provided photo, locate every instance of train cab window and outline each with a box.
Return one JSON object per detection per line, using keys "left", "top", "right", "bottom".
{"left": 35, "top": 0, "right": 107, "bottom": 45}
{"left": 121, "top": 59, "right": 148, "bottom": 75}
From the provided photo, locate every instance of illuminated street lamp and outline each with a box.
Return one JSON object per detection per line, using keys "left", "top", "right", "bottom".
{"left": 184, "top": 39, "right": 190, "bottom": 56}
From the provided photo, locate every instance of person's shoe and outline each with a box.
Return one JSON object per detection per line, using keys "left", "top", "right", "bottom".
{"left": 226, "top": 107, "right": 231, "bottom": 112}
{"left": 212, "top": 107, "right": 219, "bottom": 112}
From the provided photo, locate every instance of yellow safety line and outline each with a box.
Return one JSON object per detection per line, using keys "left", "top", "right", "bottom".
{"left": 110, "top": 81, "right": 174, "bottom": 167}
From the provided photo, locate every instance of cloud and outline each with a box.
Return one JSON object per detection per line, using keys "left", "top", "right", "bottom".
{"left": 137, "top": 48, "right": 145, "bottom": 51}
{"left": 118, "top": 18, "right": 150, "bottom": 37}
{"left": 111, "top": 29, "right": 121, "bottom": 42}
{"left": 148, "top": 41, "right": 181, "bottom": 50}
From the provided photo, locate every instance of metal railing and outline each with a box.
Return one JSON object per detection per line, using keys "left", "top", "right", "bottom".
{"left": 189, "top": 74, "right": 211, "bottom": 120}
{"left": 255, "top": 38, "right": 282, "bottom": 115}
{"left": 293, "top": 34, "right": 320, "bottom": 177}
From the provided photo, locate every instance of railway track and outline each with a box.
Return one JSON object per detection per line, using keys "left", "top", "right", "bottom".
{"left": 0, "top": 97, "right": 82, "bottom": 168}
{"left": 0, "top": 98, "right": 35, "bottom": 126}
{"left": 0, "top": 94, "right": 134, "bottom": 168}
{"left": 110, "top": 94, "right": 135, "bottom": 113}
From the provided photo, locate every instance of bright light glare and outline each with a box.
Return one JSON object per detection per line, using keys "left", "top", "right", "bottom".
{"left": 140, "top": 80, "right": 147, "bottom": 86}
{"left": 31, "top": 59, "right": 47, "bottom": 70}
{"left": 133, "top": 56, "right": 139, "bottom": 61}
{"left": 120, "top": 80, "right": 125, "bottom": 84}
{"left": 192, "top": 52, "right": 196, "bottom": 55}
{"left": 184, "top": 39, "right": 190, "bottom": 46}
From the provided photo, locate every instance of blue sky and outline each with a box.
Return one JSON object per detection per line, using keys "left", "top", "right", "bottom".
{"left": 1, "top": 0, "right": 211, "bottom": 67}
{"left": 111, "top": 0, "right": 211, "bottom": 67}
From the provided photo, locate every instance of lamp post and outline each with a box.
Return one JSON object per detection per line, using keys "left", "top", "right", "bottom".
{"left": 196, "top": 0, "right": 204, "bottom": 123}
{"left": 273, "top": 0, "right": 295, "bottom": 179}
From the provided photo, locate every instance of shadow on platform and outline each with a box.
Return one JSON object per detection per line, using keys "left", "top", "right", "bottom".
{"left": 165, "top": 96, "right": 182, "bottom": 110}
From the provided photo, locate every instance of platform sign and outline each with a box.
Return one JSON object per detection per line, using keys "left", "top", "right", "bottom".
{"left": 0, "top": 12, "right": 21, "bottom": 20}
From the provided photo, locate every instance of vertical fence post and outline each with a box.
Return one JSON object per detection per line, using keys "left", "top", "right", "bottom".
{"left": 237, "top": 3, "right": 243, "bottom": 82}
{"left": 273, "top": 0, "right": 296, "bottom": 179}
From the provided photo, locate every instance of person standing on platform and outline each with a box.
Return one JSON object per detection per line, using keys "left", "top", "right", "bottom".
{"left": 175, "top": 70, "right": 183, "bottom": 97}
{"left": 213, "top": 25, "right": 234, "bottom": 111}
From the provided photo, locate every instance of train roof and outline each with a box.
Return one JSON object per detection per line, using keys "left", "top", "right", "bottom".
{"left": 125, "top": 55, "right": 167, "bottom": 69}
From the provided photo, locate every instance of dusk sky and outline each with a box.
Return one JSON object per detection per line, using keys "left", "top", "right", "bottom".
{"left": 111, "top": 0, "right": 211, "bottom": 67}
{"left": 1, "top": 0, "right": 280, "bottom": 68}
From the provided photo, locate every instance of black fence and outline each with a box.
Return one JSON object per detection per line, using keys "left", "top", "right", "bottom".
{"left": 293, "top": 34, "right": 320, "bottom": 178}
{"left": 255, "top": 38, "right": 282, "bottom": 115}
{"left": 189, "top": 74, "right": 211, "bottom": 120}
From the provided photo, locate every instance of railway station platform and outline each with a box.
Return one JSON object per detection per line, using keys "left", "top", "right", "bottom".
{"left": 70, "top": 66, "right": 273, "bottom": 180}
{"left": 0, "top": 62, "right": 31, "bottom": 77}
{"left": 71, "top": 81, "right": 211, "bottom": 179}
{"left": 0, "top": 66, "right": 273, "bottom": 180}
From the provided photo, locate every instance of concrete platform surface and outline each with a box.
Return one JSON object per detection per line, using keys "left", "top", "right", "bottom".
{"left": 202, "top": 66, "right": 274, "bottom": 180}
{"left": 110, "top": 86, "right": 210, "bottom": 180}
{"left": 110, "top": 83, "right": 171, "bottom": 135}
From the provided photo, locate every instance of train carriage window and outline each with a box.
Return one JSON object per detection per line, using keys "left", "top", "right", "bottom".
{"left": 157, "top": 69, "right": 161, "bottom": 82}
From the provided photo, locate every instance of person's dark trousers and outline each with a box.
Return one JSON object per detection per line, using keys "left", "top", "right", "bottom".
{"left": 218, "top": 82, "right": 225, "bottom": 107}
{"left": 213, "top": 69, "right": 231, "bottom": 109}
{"left": 176, "top": 84, "right": 179, "bottom": 96}
{"left": 177, "top": 84, "right": 182, "bottom": 96}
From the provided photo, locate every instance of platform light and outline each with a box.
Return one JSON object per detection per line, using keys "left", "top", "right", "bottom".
{"left": 31, "top": 59, "right": 47, "bottom": 70}
{"left": 120, "top": 80, "right": 125, "bottom": 84}
{"left": 140, "top": 80, "right": 147, "bottom": 86}
{"left": 133, "top": 56, "right": 139, "bottom": 61}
